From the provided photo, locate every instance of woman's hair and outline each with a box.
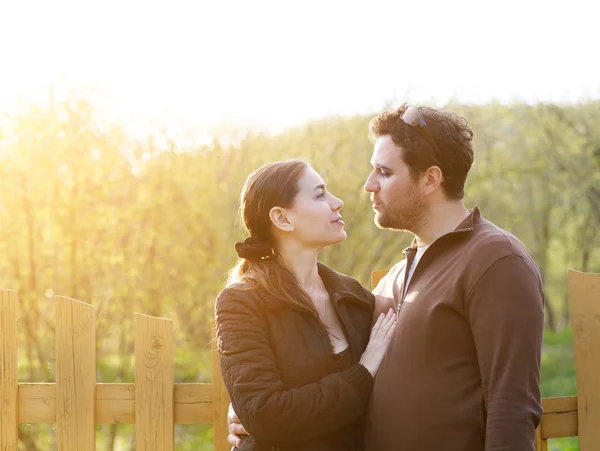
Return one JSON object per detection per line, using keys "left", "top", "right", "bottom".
{"left": 227, "top": 159, "right": 324, "bottom": 321}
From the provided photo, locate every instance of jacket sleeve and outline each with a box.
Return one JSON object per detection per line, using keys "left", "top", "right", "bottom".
{"left": 215, "top": 288, "right": 374, "bottom": 445}
{"left": 465, "top": 254, "right": 544, "bottom": 451}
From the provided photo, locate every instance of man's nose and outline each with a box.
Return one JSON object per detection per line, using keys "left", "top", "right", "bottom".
{"left": 364, "top": 173, "right": 379, "bottom": 192}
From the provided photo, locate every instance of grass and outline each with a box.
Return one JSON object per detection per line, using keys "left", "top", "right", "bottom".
{"left": 541, "top": 328, "right": 579, "bottom": 451}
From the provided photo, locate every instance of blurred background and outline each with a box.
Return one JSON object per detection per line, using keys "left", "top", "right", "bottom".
{"left": 0, "top": 0, "right": 598, "bottom": 449}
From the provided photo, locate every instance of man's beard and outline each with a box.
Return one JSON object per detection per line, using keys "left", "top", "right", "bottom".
{"left": 374, "top": 188, "right": 426, "bottom": 233}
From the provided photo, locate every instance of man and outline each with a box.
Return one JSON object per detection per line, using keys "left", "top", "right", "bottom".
{"left": 228, "top": 104, "right": 545, "bottom": 450}
{"left": 361, "top": 104, "right": 544, "bottom": 450}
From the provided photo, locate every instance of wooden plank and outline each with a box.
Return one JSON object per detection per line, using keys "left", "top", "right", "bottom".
{"left": 135, "top": 313, "right": 174, "bottom": 451}
{"left": 211, "top": 320, "right": 230, "bottom": 451}
{"left": 174, "top": 383, "right": 213, "bottom": 425}
{"left": 18, "top": 383, "right": 56, "bottom": 423}
{"left": 0, "top": 290, "right": 19, "bottom": 450}
{"left": 534, "top": 425, "right": 548, "bottom": 451}
{"left": 568, "top": 269, "right": 600, "bottom": 449}
{"left": 96, "top": 383, "right": 135, "bottom": 424}
{"left": 98, "top": 383, "right": 212, "bottom": 425}
{"left": 18, "top": 383, "right": 213, "bottom": 424}
{"left": 55, "top": 296, "right": 96, "bottom": 450}
{"left": 371, "top": 269, "right": 389, "bottom": 290}
{"left": 540, "top": 396, "right": 578, "bottom": 439}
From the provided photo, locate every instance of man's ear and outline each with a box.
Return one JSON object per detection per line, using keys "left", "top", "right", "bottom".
{"left": 423, "top": 166, "right": 443, "bottom": 196}
{"left": 269, "top": 206, "right": 295, "bottom": 232}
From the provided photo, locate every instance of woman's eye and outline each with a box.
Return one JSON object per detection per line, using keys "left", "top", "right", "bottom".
{"left": 318, "top": 192, "right": 326, "bottom": 199}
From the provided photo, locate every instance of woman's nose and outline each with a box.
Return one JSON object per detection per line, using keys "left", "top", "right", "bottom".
{"left": 332, "top": 195, "right": 344, "bottom": 211}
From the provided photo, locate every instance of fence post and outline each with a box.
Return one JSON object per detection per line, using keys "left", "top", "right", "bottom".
{"left": 0, "top": 290, "right": 19, "bottom": 450}
{"left": 55, "top": 296, "right": 97, "bottom": 450}
{"left": 534, "top": 424, "right": 548, "bottom": 451}
{"left": 568, "top": 269, "right": 600, "bottom": 449}
{"left": 371, "top": 269, "right": 389, "bottom": 290}
{"left": 212, "top": 321, "right": 230, "bottom": 451}
{"left": 135, "top": 313, "right": 175, "bottom": 451}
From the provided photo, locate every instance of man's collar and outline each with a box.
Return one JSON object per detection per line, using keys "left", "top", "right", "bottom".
{"left": 403, "top": 205, "right": 481, "bottom": 255}
{"left": 455, "top": 204, "right": 480, "bottom": 232}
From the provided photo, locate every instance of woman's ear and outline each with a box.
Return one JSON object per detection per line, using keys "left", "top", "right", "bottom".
{"left": 269, "top": 207, "right": 295, "bottom": 232}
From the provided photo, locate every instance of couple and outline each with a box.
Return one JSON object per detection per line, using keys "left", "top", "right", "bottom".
{"left": 215, "top": 104, "right": 545, "bottom": 451}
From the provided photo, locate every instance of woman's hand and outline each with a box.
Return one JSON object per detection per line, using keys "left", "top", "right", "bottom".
{"left": 359, "top": 308, "right": 397, "bottom": 377}
{"left": 227, "top": 403, "right": 248, "bottom": 448}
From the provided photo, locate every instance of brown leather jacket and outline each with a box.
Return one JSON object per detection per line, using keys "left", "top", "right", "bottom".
{"left": 216, "top": 263, "right": 375, "bottom": 451}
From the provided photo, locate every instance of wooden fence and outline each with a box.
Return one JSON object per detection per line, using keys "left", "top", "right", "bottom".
{"left": 0, "top": 268, "right": 598, "bottom": 449}
{"left": 0, "top": 292, "right": 230, "bottom": 451}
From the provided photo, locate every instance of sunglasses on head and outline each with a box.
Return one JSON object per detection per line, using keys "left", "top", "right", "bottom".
{"left": 400, "top": 105, "right": 440, "bottom": 154}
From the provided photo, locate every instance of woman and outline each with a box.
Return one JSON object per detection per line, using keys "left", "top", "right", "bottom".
{"left": 215, "top": 159, "right": 396, "bottom": 451}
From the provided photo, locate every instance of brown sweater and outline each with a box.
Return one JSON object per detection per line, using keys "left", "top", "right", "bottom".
{"left": 363, "top": 206, "right": 544, "bottom": 451}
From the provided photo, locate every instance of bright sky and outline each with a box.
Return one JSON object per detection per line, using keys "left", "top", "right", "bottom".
{"left": 1, "top": 0, "right": 598, "bottom": 137}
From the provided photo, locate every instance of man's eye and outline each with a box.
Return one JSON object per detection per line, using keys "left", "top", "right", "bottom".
{"left": 379, "top": 169, "right": 389, "bottom": 177}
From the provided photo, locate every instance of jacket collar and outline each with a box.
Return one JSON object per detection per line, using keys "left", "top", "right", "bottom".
{"left": 317, "top": 262, "right": 371, "bottom": 308}
{"left": 455, "top": 204, "right": 481, "bottom": 232}
{"left": 403, "top": 205, "right": 481, "bottom": 256}
{"left": 258, "top": 262, "right": 371, "bottom": 311}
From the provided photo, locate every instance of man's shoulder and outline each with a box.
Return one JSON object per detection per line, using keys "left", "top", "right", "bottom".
{"left": 381, "top": 259, "right": 408, "bottom": 281}
{"left": 373, "top": 259, "right": 407, "bottom": 296}
{"left": 466, "top": 217, "right": 541, "bottom": 283}
{"left": 471, "top": 218, "right": 533, "bottom": 261}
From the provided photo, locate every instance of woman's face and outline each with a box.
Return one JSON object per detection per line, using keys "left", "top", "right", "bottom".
{"left": 284, "top": 166, "right": 346, "bottom": 249}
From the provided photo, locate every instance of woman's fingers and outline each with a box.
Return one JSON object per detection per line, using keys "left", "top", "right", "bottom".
{"left": 370, "top": 312, "right": 385, "bottom": 338}
{"left": 228, "top": 433, "right": 242, "bottom": 447}
{"left": 384, "top": 321, "right": 397, "bottom": 340}
{"left": 370, "top": 309, "right": 397, "bottom": 345}
{"left": 382, "top": 308, "right": 395, "bottom": 327}
{"left": 379, "top": 309, "right": 396, "bottom": 333}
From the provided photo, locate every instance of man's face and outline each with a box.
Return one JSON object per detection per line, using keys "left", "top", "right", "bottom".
{"left": 364, "top": 135, "right": 427, "bottom": 233}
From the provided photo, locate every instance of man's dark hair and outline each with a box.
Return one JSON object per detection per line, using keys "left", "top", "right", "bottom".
{"left": 369, "top": 104, "right": 474, "bottom": 199}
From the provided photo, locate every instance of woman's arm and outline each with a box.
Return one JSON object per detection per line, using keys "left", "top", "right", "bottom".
{"left": 215, "top": 288, "right": 374, "bottom": 446}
